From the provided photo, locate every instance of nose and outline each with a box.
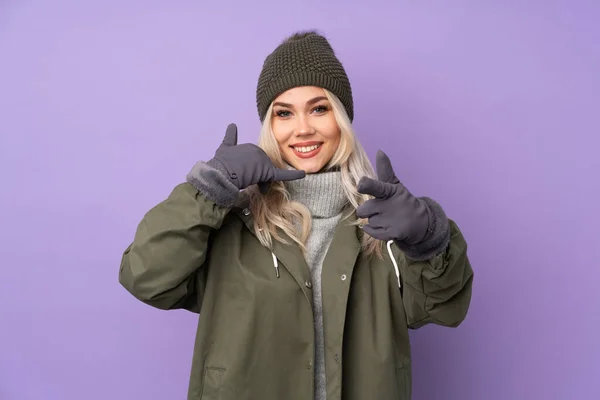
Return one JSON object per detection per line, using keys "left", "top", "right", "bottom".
{"left": 294, "top": 114, "right": 315, "bottom": 136}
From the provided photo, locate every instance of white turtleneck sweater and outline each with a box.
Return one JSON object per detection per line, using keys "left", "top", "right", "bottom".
{"left": 284, "top": 168, "right": 347, "bottom": 400}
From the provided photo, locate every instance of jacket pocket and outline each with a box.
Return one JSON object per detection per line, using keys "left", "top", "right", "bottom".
{"left": 396, "top": 357, "right": 412, "bottom": 400}
{"left": 200, "top": 367, "right": 226, "bottom": 400}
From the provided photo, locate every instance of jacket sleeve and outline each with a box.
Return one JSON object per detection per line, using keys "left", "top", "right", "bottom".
{"left": 393, "top": 198, "right": 474, "bottom": 329}
{"left": 119, "top": 162, "right": 239, "bottom": 312}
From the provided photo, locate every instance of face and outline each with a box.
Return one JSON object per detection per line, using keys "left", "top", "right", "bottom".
{"left": 271, "top": 86, "right": 341, "bottom": 173}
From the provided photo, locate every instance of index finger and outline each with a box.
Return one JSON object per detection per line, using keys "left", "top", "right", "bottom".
{"left": 273, "top": 168, "right": 306, "bottom": 182}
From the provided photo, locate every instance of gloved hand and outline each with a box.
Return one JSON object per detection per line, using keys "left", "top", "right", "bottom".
{"left": 356, "top": 150, "right": 432, "bottom": 244}
{"left": 207, "top": 123, "right": 306, "bottom": 193}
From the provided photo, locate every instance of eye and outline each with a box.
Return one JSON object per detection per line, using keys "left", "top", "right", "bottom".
{"left": 312, "top": 105, "right": 329, "bottom": 114}
{"left": 275, "top": 110, "right": 292, "bottom": 118}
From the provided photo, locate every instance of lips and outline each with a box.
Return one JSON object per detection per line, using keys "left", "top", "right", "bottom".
{"left": 291, "top": 142, "right": 323, "bottom": 159}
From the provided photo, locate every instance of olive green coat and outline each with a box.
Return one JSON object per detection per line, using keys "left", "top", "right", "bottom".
{"left": 119, "top": 182, "right": 473, "bottom": 400}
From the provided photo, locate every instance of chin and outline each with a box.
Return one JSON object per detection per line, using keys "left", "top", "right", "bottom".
{"left": 304, "top": 166, "right": 324, "bottom": 174}
{"left": 286, "top": 158, "right": 323, "bottom": 174}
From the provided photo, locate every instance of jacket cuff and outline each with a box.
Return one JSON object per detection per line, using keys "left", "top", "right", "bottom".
{"left": 186, "top": 161, "right": 239, "bottom": 208}
{"left": 394, "top": 197, "right": 451, "bottom": 261}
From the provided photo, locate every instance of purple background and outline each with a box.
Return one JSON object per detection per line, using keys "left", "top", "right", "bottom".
{"left": 1, "top": 1, "right": 599, "bottom": 399}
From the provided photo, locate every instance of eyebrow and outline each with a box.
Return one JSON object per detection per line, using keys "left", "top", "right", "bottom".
{"left": 273, "top": 96, "right": 328, "bottom": 108}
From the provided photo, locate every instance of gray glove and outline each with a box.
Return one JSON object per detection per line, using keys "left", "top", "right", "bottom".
{"left": 207, "top": 123, "right": 306, "bottom": 193}
{"left": 356, "top": 150, "right": 432, "bottom": 244}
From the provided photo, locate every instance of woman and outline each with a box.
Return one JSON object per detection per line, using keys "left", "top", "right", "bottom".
{"left": 119, "top": 31, "right": 474, "bottom": 400}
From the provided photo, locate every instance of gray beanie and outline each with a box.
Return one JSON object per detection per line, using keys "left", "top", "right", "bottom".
{"left": 256, "top": 30, "right": 354, "bottom": 122}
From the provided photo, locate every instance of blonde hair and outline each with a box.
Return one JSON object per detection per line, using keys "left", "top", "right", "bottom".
{"left": 247, "top": 89, "right": 384, "bottom": 258}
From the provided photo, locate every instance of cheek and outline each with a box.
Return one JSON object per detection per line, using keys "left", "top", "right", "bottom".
{"left": 271, "top": 122, "right": 293, "bottom": 152}
{"left": 321, "top": 120, "right": 341, "bottom": 144}
{"left": 314, "top": 114, "right": 339, "bottom": 138}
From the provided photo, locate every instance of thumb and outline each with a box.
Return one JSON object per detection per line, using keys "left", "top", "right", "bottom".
{"left": 357, "top": 176, "right": 393, "bottom": 198}
{"left": 273, "top": 168, "right": 306, "bottom": 182}
{"left": 375, "top": 150, "right": 399, "bottom": 184}
{"left": 220, "top": 123, "right": 238, "bottom": 147}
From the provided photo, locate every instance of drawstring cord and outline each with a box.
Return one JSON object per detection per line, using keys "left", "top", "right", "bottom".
{"left": 387, "top": 240, "right": 401, "bottom": 289}
{"left": 272, "top": 252, "right": 280, "bottom": 278}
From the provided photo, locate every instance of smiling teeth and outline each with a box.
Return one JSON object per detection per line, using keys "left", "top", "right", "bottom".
{"left": 294, "top": 144, "right": 320, "bottom": 153}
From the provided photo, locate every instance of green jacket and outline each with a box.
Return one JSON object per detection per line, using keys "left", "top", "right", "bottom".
{"left": 119, "top": 182, "right": 473, "bottom": 400}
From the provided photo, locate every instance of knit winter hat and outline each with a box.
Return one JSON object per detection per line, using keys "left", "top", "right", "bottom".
{"left": 256, "top": 30, "right": 354, "bottom": 122}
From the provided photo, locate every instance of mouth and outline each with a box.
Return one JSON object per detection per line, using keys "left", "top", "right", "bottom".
{"left": 291, "top": 142, "right": 323, "bottom": 159}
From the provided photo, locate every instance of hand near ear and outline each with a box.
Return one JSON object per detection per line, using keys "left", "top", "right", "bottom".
{"left": 208, "top": 123, "right": 305, "bottom": 194}
{"left": 356, "top": 150, "right": 431, "bottom": 244}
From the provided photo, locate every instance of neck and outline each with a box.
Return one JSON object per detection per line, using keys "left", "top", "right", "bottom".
{"left": 284, "top": 164, "right": 346, "bottom": 218}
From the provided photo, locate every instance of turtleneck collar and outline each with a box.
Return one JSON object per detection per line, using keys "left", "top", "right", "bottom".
{"left": 284, "top": 164, "right": 347, "bottom": 218}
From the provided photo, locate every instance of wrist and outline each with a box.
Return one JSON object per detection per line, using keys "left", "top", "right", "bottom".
{"left": 207, "top": 158, "right": 240, "bottom": 189}
{"left": 415, "top": 200, "right": 435, "bottom": 243}
{"left": 394, "top": 197, "right": 450, "bottom": 261}
{"left": 206, "top": 158, "right": 228, "bottom": 177}
{"left": 186, "top": 161, "right": 240, "bottom": 208}
{"left": 400, "top": 198, "right": 432, "bottom": 245}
